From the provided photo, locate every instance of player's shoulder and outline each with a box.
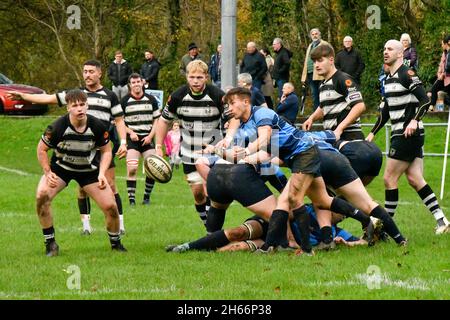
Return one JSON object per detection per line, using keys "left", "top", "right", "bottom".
{"left": 205, "top": 84, "right": 225, "bottom": 97}
{"left": 87, "top": 114, "right": 108, "bottom": 131}
{"left": 143, "top": 92, "right": 158, "bottom": 104}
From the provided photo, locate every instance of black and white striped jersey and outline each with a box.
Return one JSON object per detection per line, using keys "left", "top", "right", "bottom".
{"left": 162, "top": 84, "right": 225, "bottom": 164}
{"left": 56, "top": 87, "right": 123, "bottom": 127}
{"left": 319, "top": 70, "right": 364, "bottom": 139}
{"left": 121, "top": 93, "right": 161, "bottom": 136}
{"left": 42, "top": 114, "right": 110, "bottom": 172}
{"left": 371, "top": 65, "right": 429, "bottom": 138}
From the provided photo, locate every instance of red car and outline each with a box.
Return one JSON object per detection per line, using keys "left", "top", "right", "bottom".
{"left": 0, "top": 73, "right": 48, "bottom": 114}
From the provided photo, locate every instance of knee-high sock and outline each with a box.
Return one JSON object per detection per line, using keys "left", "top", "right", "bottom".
{"left": 263, "top": 210, "right": 289, "bottom": 249}
{"left": 293, "top": 206, "right": 312, "bottom": 253}
{"left": 385, "top": 189, "right": 398, "bottom": 217}
{"left": 206, "top": 207, "right": 226, "bottom": 233}
{"left": 370, "top": 205, "right": 406, "bottom": 244}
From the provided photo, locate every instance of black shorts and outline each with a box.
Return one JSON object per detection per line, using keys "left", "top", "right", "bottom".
{"left": 318, "top": 149, "right": 359, "bottom": 189}
{"left": 389, "top": 135, "right": 424, "bottom": 162}
{"left": 127, "top": 135, "right": 155, "bottom": 153}
{"left": 339, "top": 140, "right": 383, "bottom": 178}
{"left": 207, "top": 164, "right": 273, "bottom": 207}
{"left": 51, "top": 164, "right": 99, "bottom": 188}
{"left": 183, "top": 163, "right": 197, "bottom": 175}
{"left": 244, "top": 215, "right": 269, "bottom": 241}
{"left": 289, "top": 145, "right": 321, "bottom": 177}
{"left": 340, "top": 130, "right": 365, "bottom": 141}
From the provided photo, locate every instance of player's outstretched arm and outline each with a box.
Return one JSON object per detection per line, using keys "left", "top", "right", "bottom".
{"left": 6, "top": 91, "right": 58, "bottom": 104}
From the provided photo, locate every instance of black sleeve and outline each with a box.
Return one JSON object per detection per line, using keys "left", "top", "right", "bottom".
{"left": 148, "top": 63, "right": 160, "bottom": 80}
{"left": 255, "top": 54, "right": 268, "bottom": 80}
{"left": 371, "top": 101, "right": 390, "bottom": 135}
{"left": 41, "top": 117, "right": 64, "bottom": 148}
{"left": 92, "top": 118, "right": 110, "bottom": 147}
{"left": 398, "top": 68, "right": 430, "bottom": 121}
{"left": 107, "top": 64, "right": 116, "bottom": 82}
{"left": 335, "top": 53, "right": 341, "bottom": 69}
{"left": 355, "top": 52, "right": 365, "bottom": 78}
{"left": 335, "top": 73, "right": 363, "bottom": 107}
{"left": 278, "top": 51, "right": 291, "bottom": 74}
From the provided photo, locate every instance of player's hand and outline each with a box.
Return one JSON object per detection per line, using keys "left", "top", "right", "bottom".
{"left": 333, "top": 128, "right": 342, "bottom": 141}
{"left": 130, "top": 132, "right": 139, "bottom": 142}
{"left": 6, "top": 91, "right": 24, "bottom": 100}
{"left": 215, "top": 136, "right": 233, "bottom": 149}
{"left": 155, "top": 147, "right": 163, "bottom": 157}
{"left": 198, "top": 144, "right": 215, "bottom": 154}
{"left": 334, "top": 236, "right": 346, "bottom": 245}
{"left": 404, "top": 119, "right": 418, "bottom": 138}
{"left": 98, "top": 173, "right": 107, "bottom": 189}
{"left": 141, "top": 135, "right": 152, "bottom": 146}
{"left": 366, "top": 132, "right": 375, "bottom": 142}
{"left": 45, "top": 171, "right": 58, "bottom": 188}
{"left": 302, "top": 118, "right": 313, "bottom": 131}
{"left": 116, "top": 144, "right": 127, "bottom": 159}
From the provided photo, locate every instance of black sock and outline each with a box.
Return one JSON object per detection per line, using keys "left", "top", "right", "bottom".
{"left": 43, "top": 226, "right": 55, "bottom": 244}
{"left": 321, "top": 226, "right": 333, "bottom": 244}
{"left": 263, "top": 210, "right": 289, "bottom": 249}
{"left": 115, "top": 193, "right": 123, "bottom": 215}
{"left": 370, "top": 205, "right": 405, "bottom": 244}
{"left": 385, "top": 189, "right": 398, "bottom": 217}
{"left": 189, "top": 230, "right": 230, "bottom": 251}
{"left": 417, "top": 184, "right": 445, "bottom": 224}
{"left": 330, "top": 197, "right": 358, "bottom": 217}
{"left": 195, "top": 203, "right": 207, "bottom": 226}
{"left": 293, "top": 206, "right": 312, "bottom": 253}
{"left": 108, "top": 231, "right": 121, "bottom": 246}
{"left": 78, "top": 197, "right": 90, "bottom": 215}
{"left": 334, "top": 195, "right": 370, "bottom": 228}
{"left": 126, "top": 180, "right": 137, "bottom": 203}
{"left": 205, "top": 207, "right": 226, "bottom": 233}
{"left": 144, "top": 177, "right": 155, "bottom": 200}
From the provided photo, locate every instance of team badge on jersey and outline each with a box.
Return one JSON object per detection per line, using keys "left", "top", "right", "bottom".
{"left": 345, "top": 79, "right": 353, "bottom": 87}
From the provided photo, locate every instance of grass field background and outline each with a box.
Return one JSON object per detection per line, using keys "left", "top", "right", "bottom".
{"left": 0, "top": 115, "right": 449, "bottom": 300}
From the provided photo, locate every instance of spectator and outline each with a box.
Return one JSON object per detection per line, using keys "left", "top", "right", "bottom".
{"left": 276, "top": 82, "right": 299, "bottom": 125}
{"left": 237, "top": 73, "right": 267, "bottom": 107}
{"left": 164, "top": 121, "right": 182, "bottom": 170}
{"left": 430, "top": 35, "right": 450, "bottom": 111}
{"left": 301, "top": 28, "right": 329, "bottom": 111}
{"left": 180, "top": 42, "right": 208, "bottom": 76}
{"left": 335, "top": 36, "right": 365, "bottom": 84}
{"left": 259, "top": 47, "right": 275, "bottom": 109}
{"left": 208, "top": 44, "right": 222, "bottom": 88}
{"left": 400, "top": 33, "right": 418, "bottom": 73}
{"left": 108, "top": 50, "right": 133, "bottom": 101}
{"left": 239, "top": 42, "right": 268, "bottom": 90}
{"left": 272, "top": 37, "right": 293, "bottom": 98}
{"left": 140, "top": 50, "right": 161, "bottom": 90}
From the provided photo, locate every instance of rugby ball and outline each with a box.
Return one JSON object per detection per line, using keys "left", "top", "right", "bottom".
{"left": 144, "top": 154, "right": 173, "bottom": 183}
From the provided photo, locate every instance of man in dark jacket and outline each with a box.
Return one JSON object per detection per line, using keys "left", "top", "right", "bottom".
{"left": 140, "top": 50, "right": 161, "bottom": 90}
{"left": 335, "top": 36, "right": 365, "bottom": 84}
{"left": 208, "top": 44, "right": 222, "bottom": 88}
{"left": 272, "top": 38, "right": 293, "bottom": 99}
{"left": 108, "top": 50, "right": 133, "bottom": 101}
{"left": 239, "top": 42, "right": 267, "bottom": 90}
{"left": 276, "top": 82, "right": 299, "bottom": 125}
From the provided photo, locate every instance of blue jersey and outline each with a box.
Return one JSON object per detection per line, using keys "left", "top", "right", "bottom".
{"left": 235, "top": 106, "right": 315, "bottom": 164}
{"left": 291, "top": 204, "right": 359, "bottom": 246}
{"left": 304, "top": 130, "right": 338, "bottom": 152}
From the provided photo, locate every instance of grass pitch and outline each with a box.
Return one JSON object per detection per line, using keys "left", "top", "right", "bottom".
{"left": 0, "top": 116, "right": 449, "bottom": 300}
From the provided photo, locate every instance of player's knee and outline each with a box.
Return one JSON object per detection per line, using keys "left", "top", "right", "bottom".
{"left": 127, "top": 166, "right": 138, "bottom": 177}
{"left": 225, "top": 226, "right": 248, "bottom": 242}
{"left": 36, "top": 192, "right": 51, "bottom": 216}
{"left": 104, "top": 201, "right": 119, "bottom": 218}
{"left": 405, "top": 174, "right": 421, "bottom": 189}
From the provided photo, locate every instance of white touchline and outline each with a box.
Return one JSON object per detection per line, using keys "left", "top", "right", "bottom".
{"left": 0, "top": 165, "right": 30, "bottom": 176}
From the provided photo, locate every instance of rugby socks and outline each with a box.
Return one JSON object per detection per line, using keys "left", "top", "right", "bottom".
{"left": 189, "top": 230, "right": 230, "bottom": 251}
{"left": 262, "top": 210, "right": 289, "bottom": 249}
{"left": 418, "top": 184, "right": 449, "bottom": 227}
{"left": 330, "top": 197, "right": 359, "bottom": 218}
{"left": 385, "top": 189, "right": 398, "bottom": 217}
{"left": 293, "top": 206, "right": 312, "bottom": 253}
{"left": 78, "top": 197, "right": 91, "bottom": 232}
{"left": 115, "top": 193, "right": 124, "bottom": 232}
{"left": 370, "top": 205, "right": 406, "bottom": 244}
{"left": 320, "top": 226, "right": 333, "bottom": 245}
{"left": 143, "top": 177, "right": 155, "bottom": 203}
{"left": 195, "top": 203, "right": 208, "bottom": 227}
{"left": 126, "top": 180, "right": 137, "bottom": 205}
{"left": 205, "top": 207, "right": 226, "bottom": 233}
{"left": 43, "top": 226, "right": 56, "bottom": 244}
{"left": 335, "top": 196, "right": 370, "bottom": 228}
{"left": 107, "top": 231, "right": 122, "bottom": 247}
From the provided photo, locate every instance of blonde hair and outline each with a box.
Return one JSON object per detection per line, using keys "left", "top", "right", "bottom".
{"left": 186, "top": 60, "right": 208, "bottom": 75}
{"left": 400, "top": 33, "right": 411, "bottom": 45}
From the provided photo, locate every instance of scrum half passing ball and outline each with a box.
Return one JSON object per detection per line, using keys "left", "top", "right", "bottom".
{"left": 144, "top": 154, "right": 173, "bottom": 183}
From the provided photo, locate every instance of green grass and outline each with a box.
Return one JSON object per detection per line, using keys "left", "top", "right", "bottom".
{"left": 0, "top": 115, "right": 449, "bottom": 300}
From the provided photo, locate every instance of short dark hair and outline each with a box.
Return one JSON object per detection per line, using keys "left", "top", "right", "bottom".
{"left": 444, "top": 35, "right": 450, "bottom": 44}
{"left": 83, "top": 59, "right": 102, "bottom": 69}
{"left": 224, "top": 87, "right": 251, "bottom": 104}
{"left": 310, "top": 43, "right": 335, "bottom": 61}
{"left": 128, "top": 72, "right": 142, "bottom": 83}
{"left": 65, "top": 89, "right": 87, "bottom": 105}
